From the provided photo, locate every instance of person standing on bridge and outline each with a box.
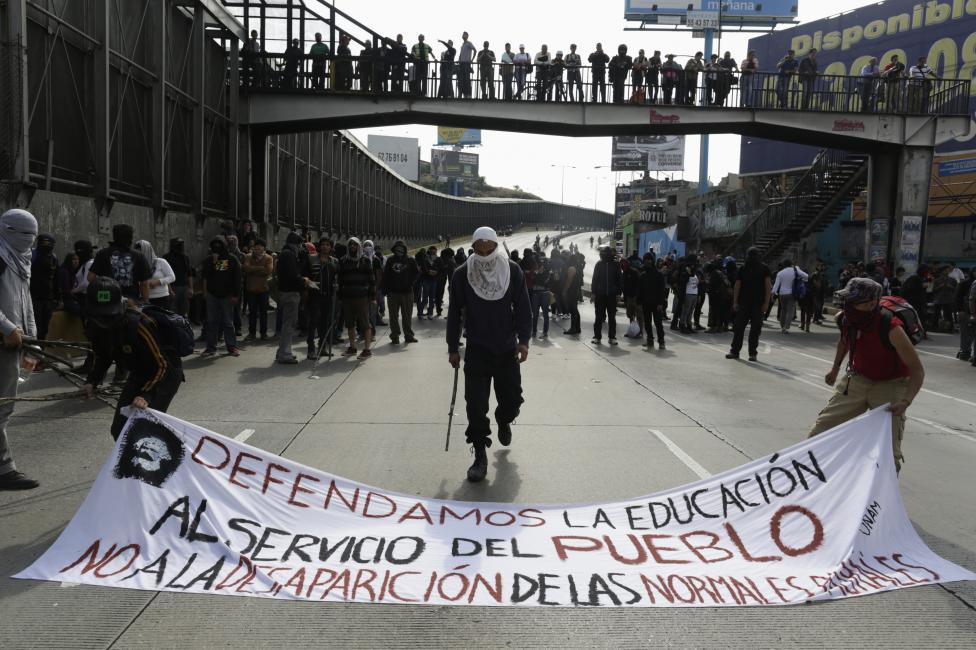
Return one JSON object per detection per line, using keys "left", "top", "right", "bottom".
{"left": 589, "top": 43, "right": 609, "bottom": 103}
{"left": 859, "top": 57, "right": 881, "bottom": 112}
{"left": 740, "top": 50, "right": 758, "bottom": 107}
{"left": 776, "top": 49, "right": 799, "bottom": 108}
{"left": 500, "top": 43, "right": 515, "bottom": 100}
{"left": 411, "top": 35, "right": 434, "bottom": 96}
{"left": 807, "top": 278, "right": 925, "bottom": 473}
{"left": 661, "top": 54, "right": 681, "bottom": 105}
{"left": 647, "top": 50, "right": 662, "bottom": 103}
{"left": 477, "top": 41, "right": 496, "bottom": 99}
{"left": 684, "top": 51, "right": 704, "bottom": 105}
{"left": 309, "top": 33, "right": 330, "bottom": 90}
{"left": 534, "top": 45, "right": 551, "bottom": 101}
{"left": 336, "top": 34, "right": 354, "bottom": 91}
{"left": 609, "top": 44, "right": 633, "bottom": 104}
{"left": 457, "top": 32, "right": 476, "bottom": 99}
{"left": 437, "top": 39, "right": 456, "bottom": 98}
{"left": 282, "top": 38, "right": 303, "bottom": 89}
{"left": 447, "top": 227, "right": 530, "bottom": 483}
{"left": 566, "top": 44, "right": 583, "bottom": 102}
{"left": 798, "top": 48, "right": 819, "bottom": 110}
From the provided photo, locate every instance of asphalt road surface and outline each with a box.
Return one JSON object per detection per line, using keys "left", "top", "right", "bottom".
{"left": 1, "top": 229, "right": 974, "bottom": 648}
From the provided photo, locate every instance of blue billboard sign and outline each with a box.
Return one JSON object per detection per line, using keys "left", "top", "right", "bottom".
{"left": 938, "top": 156, "right": 976, "bottom": 177}
{"left": 740, "top": 0, "right": 976, "bottom": 175}
{"left": 436, "top": 127, "right": 482, "bottom": 146}
{"left": 625, "top": 0, "right": 799, "bottom": 21}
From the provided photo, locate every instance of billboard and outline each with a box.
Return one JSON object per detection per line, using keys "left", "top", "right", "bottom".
{"left": 436, "top": 127, "right": 482, "bottom": 146}
{"left": 740, "top": 0, "right": 976, "bottom": 176}
{"left": 367, "top": 135, "right": 419, "bottom": 182}
{"left": 612, "top": 135, "right": 685, "bottom": 171}
{"left": 431, "top": 149, "right": 480, "bottom": 179}
{"left": 615, "top": 185, "right": 658, "bottom": 218}
{"left": 624, "top": 0, "right": 799, "bottom": 22}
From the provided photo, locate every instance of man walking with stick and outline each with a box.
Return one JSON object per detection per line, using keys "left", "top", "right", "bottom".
{"left": 446, "top": 227, "right": 531, "bottom": 482}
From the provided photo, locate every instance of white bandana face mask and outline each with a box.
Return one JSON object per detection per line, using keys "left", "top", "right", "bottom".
{"left": 466, "top": 248, "right": 510, "bottom": 301}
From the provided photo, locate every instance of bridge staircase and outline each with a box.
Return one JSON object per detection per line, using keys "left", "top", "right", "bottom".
{"left": 726, "top": 150, "right": 869, "bottom": 262}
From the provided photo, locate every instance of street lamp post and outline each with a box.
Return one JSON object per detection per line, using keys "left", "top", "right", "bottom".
{"left": 593, "top": 165, "right": 609, "bottom": 211}
{"left": 550, "top": 164, "right": 576, "bottom": 204}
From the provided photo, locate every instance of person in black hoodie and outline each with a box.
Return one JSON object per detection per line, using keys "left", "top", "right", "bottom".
{"left": 591, "top": 245, "right": 622, "bottom": 344}
{"left": 201, "top": 236, "right": 242, "bottom": 357}
{"left": 307, "top": 239, "right": 338, "bottom": 360}
{"left": 414, "top": 249, "right": 428, "bottom": 317}
{"left": 383, "top": 240, "right": 419, "bottom": 344}
{"left": 29, "top": 233, "right": 59, "bottom": 340}
{"left": 435, "top": 247, "right": 456, "bottom": 317}
{"left": 164, "top": 238, "right": 193, "bottom": 317}
{"left": 638, "top": 252, "right": 667, "bottom": 349}
{"left": 338, "top": 237, "right": 375, "bottom": 359}
{"left": 275, "top": 231, "right": 307, "bottom": 364}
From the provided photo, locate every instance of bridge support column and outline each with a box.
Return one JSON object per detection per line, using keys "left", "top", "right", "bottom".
{"left": 868, "top": 147, "right": 933, "bottom": 275}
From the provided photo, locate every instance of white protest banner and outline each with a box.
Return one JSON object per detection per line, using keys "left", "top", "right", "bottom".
{"left": 15, "top": 408, "right": 975, "bottom": 607}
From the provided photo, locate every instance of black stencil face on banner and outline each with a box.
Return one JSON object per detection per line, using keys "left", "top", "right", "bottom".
{"left": 113, "top": 418, "right": 185, "bottom": 488}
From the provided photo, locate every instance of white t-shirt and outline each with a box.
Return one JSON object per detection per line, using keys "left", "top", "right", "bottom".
{"left": 686, "top": 275, "right": 699, "bottom": 295}
{"left": 147, "top": 257, "right": 176, "bottom": 299}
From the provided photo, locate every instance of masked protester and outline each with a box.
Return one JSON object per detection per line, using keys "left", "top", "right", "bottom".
{"left": 306, "top": 239, "right": 339, "bottom": 359}
{"left": 0, "top": 209, "right": 40, "bottom": 490}
{"left": 447, "top": 227, "right": 531, "bottom": 483}
{"left": 383, "top": 240, "right": 419, "bottom": 344}
{"left": 133, "top": 240, "right": 176, "bottom": 310}
{"left": 89, "top": 224, "right": 151, "bottom": 303}
{"left": 83, "top": 276, "right": 184, "bottom": 441}
{"left": 275, "top": 231, "right": 307, "bottom": 364}
{"left": 726, "top": 246, "right": 773, "bottom": 361}
{"left": 337, "top": 237, "right": 376, "bottom": 359}
{"left": 807, "top": 278, "right": 925, "bottom": 473}
{"left": 362, "top": 239, "right": 384, "bottom": 332}
{"left": 591, "top": 245, "right": 622, "bottom": 344}
{"left": 200, "top": 237, "right": 243, "bottom": 358}
{"left": 163, "top": 238, "right": 192, "bottom": 317}
{"left": 29, "top": 233, "right": 58, "bottom": 340}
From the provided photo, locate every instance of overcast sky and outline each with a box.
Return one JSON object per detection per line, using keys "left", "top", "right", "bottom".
{"left": 331, "top": 0, "right": 857, "bottom": 212}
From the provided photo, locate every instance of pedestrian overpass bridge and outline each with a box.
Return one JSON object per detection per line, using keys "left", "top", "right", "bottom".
{"left": 243, "top": 93, "right": 970, "bottom": 152}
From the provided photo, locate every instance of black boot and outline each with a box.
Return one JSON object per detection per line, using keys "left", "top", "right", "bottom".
{"left": 467, "top": 444, "right": 488, "bottom": 482}
{"left": 497, "top": 421, "right": 512, "bottom": 446}
{"left": 0, "top": 470, "right": 39, "bottom": 490}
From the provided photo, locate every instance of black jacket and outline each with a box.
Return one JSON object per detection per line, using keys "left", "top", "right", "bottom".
{"left": 337, "top": 255, "right": 375, "bottom": 299}
{"left": 276, "top": 244, "right": 305, "bottom": 293}
{"left": 592, "top": 259, "right": 623, "bottom": 297}
{"left": 638, "top": 266, "right": 667, "bottom": 308}
{"left": 87, "top": 309, "right": 182, "bottom": 399}
{"left": 446, "top": 261, "right": 531, "bottom": 354}
{"left": 201, "top": 253, "right": 242, "bottom": 298}
{"left": 383, "top": 254, "right": 419, "bottom": 293}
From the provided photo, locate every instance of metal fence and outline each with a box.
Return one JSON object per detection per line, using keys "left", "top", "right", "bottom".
{"left": 244, "top": 53, "right": 972, "bottom": 117}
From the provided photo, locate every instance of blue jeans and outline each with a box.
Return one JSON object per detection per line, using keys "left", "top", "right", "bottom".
{"left": 531, "top": 290, "right": 550, "bottom": 335}
{"left": 205, "top": 294, "right": 237, "bottom": 352}
{"left": 421, "top": 278, "right": 438, "bottom": 316}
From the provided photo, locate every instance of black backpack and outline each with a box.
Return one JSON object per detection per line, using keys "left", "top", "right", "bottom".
{"left": 141, "top": 304, "right": 195, "bottom": 357}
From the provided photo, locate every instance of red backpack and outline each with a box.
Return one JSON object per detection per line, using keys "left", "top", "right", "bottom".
{"left": 878, "top": 295, "right": 924, "bottom": 350}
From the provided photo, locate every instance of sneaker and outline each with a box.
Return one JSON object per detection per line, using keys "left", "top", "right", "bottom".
{"left": 276, "top": 356, "right": 299, "bottom": 365}
{"left": 466, "top": 445, "right": 488, "bottom": 483}
{"left": 243, "top": 333, "right": 256, "bottom": 342}
{"left": 417, "top": 314, "right": 424, "bottom": 321}
{"left": 748, "top": 354, "right": 758, "bottom": 362}
{"left": 563, "top": 329, "right": 580, "bottom": 336}
{"left": 725, "top": 352, "right": 739, "bottom": 359}
{"left": 609, "top": 338, "right": 619, "bottom": 346}
{"left": 260, "top": 333, "right": 269, "bottom": 341}
{"left": 227, "top": 347, "right": 241, "bottom": 357}
{"left": 0, "top": 470, "right": 39, "bottom": 491}
{"left": 540, "top": 332, "right": 548, "bottom": 339}
{"left": 390, "top": 336, "right": 400, "bottom": 345}
{"left": 200, "top": 349, "right": 216, "bottom": 358}
{"left": 343, "top": 346, "right": 357, "bottom": 356}
{"left": 358, "top": 349, "right": 372, "bottom": 360}
{"left": 497, "top": 421, "right": 513, "bottom": 446}
{"left": 658, "top": 341, "right": 666, "bottom": 350}
{"left": 404, "top": 335, "right": 418, "bottom": 343}
{"left": 591, "top": 337, "right": 602, "bottom": 344}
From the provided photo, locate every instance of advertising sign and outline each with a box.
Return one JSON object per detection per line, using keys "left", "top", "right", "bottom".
{"left": 17, "top": 408, "right": 976, "bottom": 606}
{"left": 615, "top": 185, "right": 653, "bottom": 218}
{"left": 612, "top": 136, "right": 685, "bottom": 172}
{"left": 367, "top": 135, "right": 419, "bottom": 182}
{"left": 436, "top": 127, "right": 482, "bottom": 146}
{"left": 740, "top": 0, "right": 976, "bottom": 176}
{"left": 625, "top": 0, "right": 799, "bottom": 21}
{"left": 431, "top": 149, "right": 480, "bottom": 179}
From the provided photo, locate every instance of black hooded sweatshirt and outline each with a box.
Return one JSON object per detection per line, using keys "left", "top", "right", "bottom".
{"left": 277, "top": 233, "right": 306, "bottom": 293}
{"left": 383, "top": 241, "right": 419, "bottom": 293}
{"left": 201, "top": 239, "right": 242, "bottom": 298}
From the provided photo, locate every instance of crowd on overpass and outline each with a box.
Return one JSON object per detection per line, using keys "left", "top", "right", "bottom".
{"left": 239, "top": 29, "right": 962, "bottom": 114}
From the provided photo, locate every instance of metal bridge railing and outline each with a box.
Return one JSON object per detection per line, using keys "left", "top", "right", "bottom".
{"left": 241, "top": 53, "right": 972, "bottom": 117}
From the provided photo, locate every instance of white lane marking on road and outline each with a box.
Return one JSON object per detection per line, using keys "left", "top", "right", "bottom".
{"left": 906, "top": 415, "right": 976, "bottom": 443}
{"left": 649, "top": 429, "right": 712, "bottom": 479}
{"left": 916, "top": 347, "right": 962, "bottom": 361}
{"left": 235, "top": 428, "right": 255, "bottom": 443}
{"left": 767, "top": 340, "right": 976, "bottom": 409}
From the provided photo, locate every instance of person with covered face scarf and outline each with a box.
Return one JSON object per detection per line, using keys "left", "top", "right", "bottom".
{"left": 447, "top": 227, "right": 531, "bottom": 483}
{"left": 383, "top": 240, "right": 419, "bottom": 344}
{"left": 226, "top": 235, "right": 245, "bottom": 336}
{"left": 200, "top": 237, "right": 243, "bottom": 358}
{"left": 0, "top": 209, "right": 40, "bottom": 490}
{"left": 362, "top": 239, "right": 385, "bottom": 330}
{"left": 89, "top": 223, "right": 151, "bottom": 303}
{"left": 337, "top": 237, "right": 376, "bottom": 359}
{"left": 806, "top": 278, "right": 925, "bottom": 473}
{"left": 29, "top": 233, "right": 59, "bottom": 340}
{"left": 163, "top": 238, "right": 192, "bottom": 317}
{"left": 275, "top": 231, "right": 307, "bottom": 364}
{"left": 435, "top": 247, "right": 457, "bottom": 317}
{"left": 306, "top": 239, "right": 339, "bottom": 359}
{"left": 591, "top": 245, "right": 622, "bottom": 345}
{"left": 82, "top": 276, "right": 184, "bottom": 441}
{"left": 133, "top": 240, "right": 176, "bottom": 310}
{"left": 419, "top": 245, "right": 439, "bottom": 318}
